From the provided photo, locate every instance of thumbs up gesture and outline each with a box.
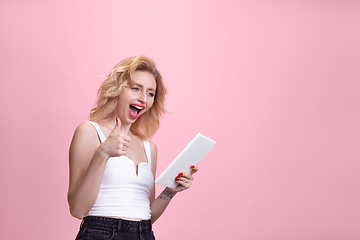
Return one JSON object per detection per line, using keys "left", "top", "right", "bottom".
{"left": 99, "top": 116, "right": 131, "bottom": 158}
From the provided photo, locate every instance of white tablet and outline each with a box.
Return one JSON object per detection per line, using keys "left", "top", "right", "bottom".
{"left": 155, "top": 133, "right": 216, "bottom": 188}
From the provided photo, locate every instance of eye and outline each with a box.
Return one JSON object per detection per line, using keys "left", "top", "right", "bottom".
{"left": 132, "top": 87, "right": 140, "bottom": 91}
{"left": 147, "top": 92, "right": 155, "bottom": 97}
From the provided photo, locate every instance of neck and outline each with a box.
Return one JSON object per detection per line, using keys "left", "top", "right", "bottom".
{"left": 98, "top": 117, "right": 132, "bottom": 135}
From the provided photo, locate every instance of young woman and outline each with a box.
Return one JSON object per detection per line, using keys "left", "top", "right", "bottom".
{"left": 68, "top": 56, "right": 198, "bottom": 240}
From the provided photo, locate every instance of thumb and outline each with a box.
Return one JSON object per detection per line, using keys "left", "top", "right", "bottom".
{"left": 115, "top": 116, "right": 130, "bottom": 135}
{"left": 112, "top": 116, "right": 122, "bottom": 133}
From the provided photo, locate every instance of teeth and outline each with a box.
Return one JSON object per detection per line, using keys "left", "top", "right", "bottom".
{"left": 131, "top": 105, "right": 143, "bottom": 110}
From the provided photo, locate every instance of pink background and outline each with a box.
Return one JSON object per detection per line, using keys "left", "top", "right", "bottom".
{"left": 1, "top": 1, "right": 359, "bottom": 239}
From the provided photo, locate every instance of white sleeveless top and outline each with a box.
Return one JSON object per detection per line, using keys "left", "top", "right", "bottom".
{"left": 87, "top": 121, "right": 154, "bottom": 219}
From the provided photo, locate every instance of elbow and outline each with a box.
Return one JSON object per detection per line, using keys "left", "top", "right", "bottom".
{"left": 151, "top": 216, "right": 158, "bottom": 224}
{"left": 69, "top": 206, "right": 87, "bottom": 219}
{"left": 149, "top": 208, "right": 159, "bottom": 224}
{"left": 68, "top": 196, "right": 87, "bottom": 219}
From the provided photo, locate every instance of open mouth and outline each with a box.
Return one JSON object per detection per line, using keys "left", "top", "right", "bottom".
{"left": 129, "top": 104, "right": 144, "bottom": 119}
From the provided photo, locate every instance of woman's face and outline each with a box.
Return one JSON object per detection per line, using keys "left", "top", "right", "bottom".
{"left": 116, "top": 71, "right": 157, "bottom": 124}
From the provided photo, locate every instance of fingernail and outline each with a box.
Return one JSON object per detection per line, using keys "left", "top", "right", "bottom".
{"left": 175, "top": 178, "right": 179, "bottom": 181}
{"left": 177, "top": 175, "right": 180, "bottom": 178}
{"left": 179, "top": 172, "right": 183, "bottom": 176}
{"left": 116, "top": 116, "right": 119, "bottom": 121}
{"left": 190, "top": 165, "right": 195, "bottom": 169}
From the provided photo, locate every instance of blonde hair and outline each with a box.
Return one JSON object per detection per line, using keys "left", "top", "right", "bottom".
{"left": 90, "top": 56, "right": 167, "bottom": 139}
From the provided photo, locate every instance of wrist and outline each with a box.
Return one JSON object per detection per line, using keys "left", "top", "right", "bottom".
{"left": 167, "top": 187, "right": 177, "bottom": 196}
{"left": 95, "top": 145, "right": 110, "bottom": 159}
{"left": 159, "top": 187, "right": 176, "bottom": 200}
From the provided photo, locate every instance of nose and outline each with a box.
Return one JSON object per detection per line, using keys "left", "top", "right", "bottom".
{"left": 138, "top": 90, "right": 147, "bottom": 103}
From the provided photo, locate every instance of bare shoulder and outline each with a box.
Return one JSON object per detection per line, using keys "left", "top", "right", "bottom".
{"left": 75, "top": 121, "right": 96, "bottom": 135}
{"left": 148, "top": 140, "right": 158, "bottom": 171}
{"left": 149, "top": 140, "right": 158, "bottom": 153}
{"left": 73, "top": 122, "right": 98, "bottom": 142}
{"left": 70, "top": 122, "right": 99, "bottom": 156}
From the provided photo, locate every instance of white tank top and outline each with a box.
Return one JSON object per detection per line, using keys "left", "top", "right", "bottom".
{"left": 87, "top": 121, "right": 154, "bottom": 219}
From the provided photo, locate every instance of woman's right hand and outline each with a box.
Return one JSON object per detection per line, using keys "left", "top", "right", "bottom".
{"left": 98, "top": 116, "right": 131, "bottom": 158}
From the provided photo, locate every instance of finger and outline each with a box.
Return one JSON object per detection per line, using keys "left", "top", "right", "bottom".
{"left": 119, "top": 150, "right": 127, "bottom": 156}
{"left": 121, "top": 140, "right": 131, "bottom": 148}
{"left": 175, "top": 178, "right": 191, "bottom": 189}
{"left": 116, "top": 147, "right": 127, "bottom": 156}
{"left": 116, "top": 117, "right": 131, "bottom": 135}
{"left": 113, "top": 116, "right": 131, "bottom": 136}
{"left": 176, "top": 174, "right": 193, "bottom": 183}
{"left": 190, "top": 165, "right": 198, "bottom": 174}
{"left": 123, "top": 135, "right": 131, "bottom": 142}
{"left": 179, "top": 172, "right": 194, "bottom": 180}
{"left": 111, "top": 116, "right": 122, "bottom": 133}
{"left": 176, "top": 178, "right": 192, "bottom": 187}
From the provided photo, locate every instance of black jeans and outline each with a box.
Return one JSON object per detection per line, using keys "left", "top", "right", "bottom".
{"left": 75, "top": 216, "right": 155, "bottom": 240}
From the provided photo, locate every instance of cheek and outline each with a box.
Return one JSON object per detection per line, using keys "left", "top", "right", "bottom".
{"left": 149, "top": 98, "right": 155, "bottom": 108}
{"left": 145, "top": 100, "right": 155, "bottom": 112}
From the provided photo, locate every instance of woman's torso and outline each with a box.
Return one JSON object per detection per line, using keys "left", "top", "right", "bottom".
{"left": 87, "top": 121, "right": 154, "bottom": 220}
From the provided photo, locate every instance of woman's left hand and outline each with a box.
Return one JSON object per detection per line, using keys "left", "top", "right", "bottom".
{"left": 171, "top": 165, "right": 198, "bottom": 192}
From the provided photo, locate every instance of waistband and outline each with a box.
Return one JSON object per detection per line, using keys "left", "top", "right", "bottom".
{"left": 81, "top": 216, "right": 152, "bottom": 233}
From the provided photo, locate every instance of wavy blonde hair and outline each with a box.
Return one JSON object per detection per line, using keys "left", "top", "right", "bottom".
{"left": 90, "top": 56, "right": 167, "bottom": 139}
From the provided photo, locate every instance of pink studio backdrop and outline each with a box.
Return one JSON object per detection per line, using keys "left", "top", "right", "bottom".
{"left": 1, "top": 1, "right": 359, "bottom": 239}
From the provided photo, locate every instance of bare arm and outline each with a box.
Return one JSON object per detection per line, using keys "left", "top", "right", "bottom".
{"left": 150, "top": 187, "right": 177, "bottom": 223}
{"left": 67, "top": 122, "right": 107, "bottom": 219}
{"left": 148, "top": 141, "right": 198, "bottom": 223}
{"left": 67, "top": 119, "right": 130, "bottom": 219}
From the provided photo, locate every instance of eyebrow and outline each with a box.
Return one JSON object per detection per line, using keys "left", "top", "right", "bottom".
{"left": 134, "top": 83, "right": 156, "bottom": 92}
